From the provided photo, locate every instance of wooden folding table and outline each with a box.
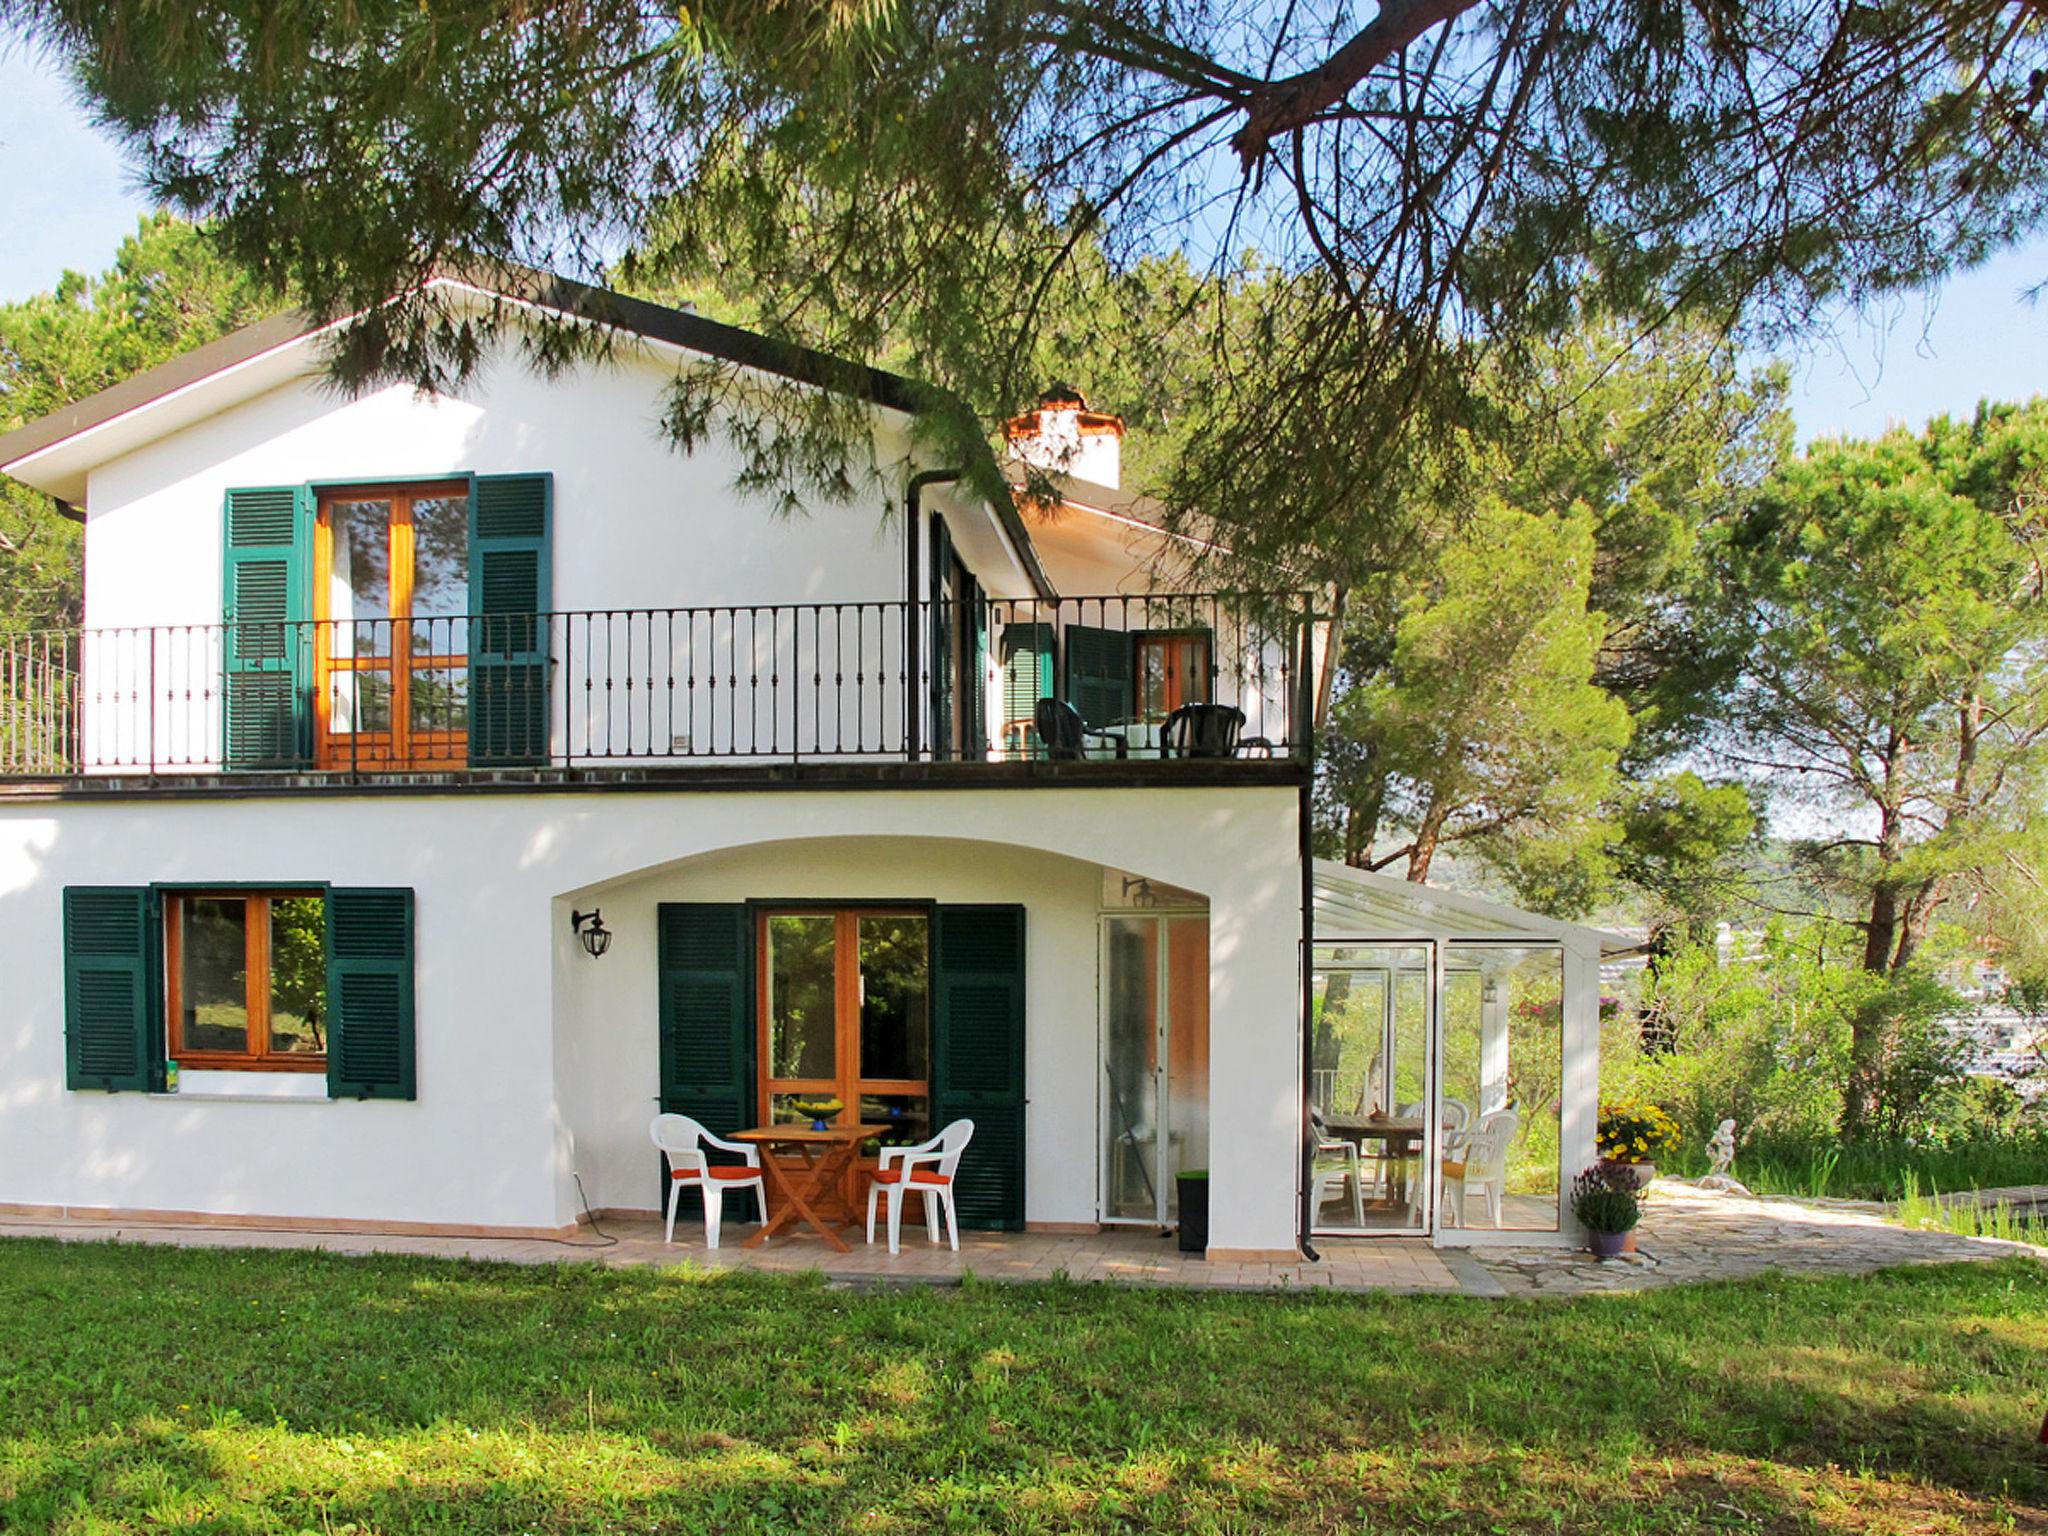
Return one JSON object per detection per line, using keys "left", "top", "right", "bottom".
{"left": 731, "top": 1123, "right": 888, "bottom": 1253}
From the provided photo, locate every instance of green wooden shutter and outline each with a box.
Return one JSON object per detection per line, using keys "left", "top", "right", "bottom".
{"left": 63, "top": 886, "right": 160, "bottom": 1092}
{"left": 657, "top": 904, "right": 755, "bottom": 1130}
{"left": 1000, "top": 622, "right": 1055, "bottom": 758}
{"left": 222, "top": 485, "right": 311, "bottom": 768}
{"left": 325, "top": 888, "right": 416, "bottom": 1099}
{"left": 967, "top": 576, "right": 988, "bottom": 757}
{"left": 1065, "top": 624, "right": 1132, "bottom": 730}
{"left": 657, "top": 903, "right": 756, "bottom": 1216}
{"left": 932, "top": 904, "right": 1027, "bottom": 1230}
{"left": 468, "top": 473, "right": 552, "bottom": 766}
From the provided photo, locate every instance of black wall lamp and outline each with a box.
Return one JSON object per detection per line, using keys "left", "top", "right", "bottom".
{"left": 570, "top": 908, "right": 613, "bottom": 958}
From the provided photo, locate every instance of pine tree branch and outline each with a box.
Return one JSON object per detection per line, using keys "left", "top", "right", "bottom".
{"left": 1230, "top": 0, "right": 1482, "bottom": 169}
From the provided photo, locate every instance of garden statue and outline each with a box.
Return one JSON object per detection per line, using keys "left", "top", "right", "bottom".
{"left": 1706, "top": 1119, "right": 1736, "bottom": 1178}
{"left": 1697, "top": 1118, "right": 1751, "bottom": 1195}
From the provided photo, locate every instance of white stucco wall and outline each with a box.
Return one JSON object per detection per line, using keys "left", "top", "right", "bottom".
{"left": 82, "top": 349, "right": 918, "bottom": 634}
{"left": 0, "top": 783, "right": 1304, "bottom": 1252}
{"left": 62, "top": 345, "right": 1229, "bottom": 770}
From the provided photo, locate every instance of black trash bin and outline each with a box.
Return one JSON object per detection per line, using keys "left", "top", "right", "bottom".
{"left": 1176, "top": 1170, "right": 1209, "bottom": 1254}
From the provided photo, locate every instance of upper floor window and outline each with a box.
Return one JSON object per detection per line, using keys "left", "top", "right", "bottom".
{"left": 166, "top": 890, "right": 328, "bottom": 1070}
{"left": 1134, "top": 630, "right": 1212, "bottom": 722}
{"left": 317, "top": 482, "right": 471, "bottom": 770}
{"left": 219, "top": 472, "right": 549, "bottom": 773}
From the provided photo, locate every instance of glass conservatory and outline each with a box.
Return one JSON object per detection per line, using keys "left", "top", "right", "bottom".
{"left": 1308, "top": 860, "right": 1628, "bottom": 1247}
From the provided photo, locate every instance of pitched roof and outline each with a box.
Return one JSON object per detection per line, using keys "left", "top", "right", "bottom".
{"left": 0, "top": 264, "right": 934, "bottom": 497}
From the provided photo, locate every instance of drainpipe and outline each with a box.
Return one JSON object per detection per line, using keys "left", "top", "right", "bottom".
{"left": 1299, "top": 774, "right": 1320, "bottom": 1263}
{"left": 904, "top": 468, "right": 962, "bottom": 760}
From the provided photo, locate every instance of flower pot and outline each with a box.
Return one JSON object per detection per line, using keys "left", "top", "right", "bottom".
{"left": 1587, "top": 1228, "right": 1638, "bottom": 1259}
{"left": 1597, "top": 1159, "right": 1656, "bottom": 1190}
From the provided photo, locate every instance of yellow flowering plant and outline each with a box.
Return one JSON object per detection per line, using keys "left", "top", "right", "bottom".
{"left": 1596, "top": 1100, "right": 1681, "bottom": 1164}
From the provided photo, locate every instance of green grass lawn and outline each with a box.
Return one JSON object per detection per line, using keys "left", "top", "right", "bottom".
{"left": 3, "top": 1241, "right": 2044, "bottom": 1534}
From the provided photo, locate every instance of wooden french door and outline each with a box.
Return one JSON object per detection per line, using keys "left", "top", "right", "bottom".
{"left": 1134, "top": 630, "right": 1212, "bottom": 721}
{"left": 757, "top": 908, "right": 933, "bottom": 1149}
{"left": 313, "top": 481, "right": 471, "bottom": 769}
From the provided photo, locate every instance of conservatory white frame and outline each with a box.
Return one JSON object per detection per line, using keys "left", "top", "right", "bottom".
{"left": 1309, "top": 860, "right": 1633, "bottom": 1250}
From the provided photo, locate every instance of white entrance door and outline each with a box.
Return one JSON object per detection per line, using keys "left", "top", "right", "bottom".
{"left": 1099, "top": 912, "right": 1210, "bottom": 1226}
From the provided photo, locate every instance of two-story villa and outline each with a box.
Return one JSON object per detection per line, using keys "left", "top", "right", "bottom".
{"left": 0, "top": 268, "right": 1608, "bottom": 1260}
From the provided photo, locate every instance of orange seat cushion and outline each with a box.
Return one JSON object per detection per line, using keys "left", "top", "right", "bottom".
{"left": 872, "top": 1167, "right": 951, "bottom": 1186}
{"left": 1441, "top": 1161, "right": 1467, "bottom": 1180}
{"left": 673, "top": 1164, "right": 759, "bottom": 1181}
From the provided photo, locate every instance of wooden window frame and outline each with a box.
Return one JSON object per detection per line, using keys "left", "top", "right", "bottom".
{"left": 755, "top": 907, "right": 932, "bottom": 1128}
{"left": 164, "top": 889, "right": 327, "bottom": 1072}
{"left": 1134, "top": 628, "right": 1213, "bottom": 720}
{"left": 312, "top": 480, "right": 472, "bottom": 771}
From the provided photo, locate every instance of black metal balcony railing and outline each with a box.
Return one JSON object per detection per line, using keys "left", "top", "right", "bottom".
{"left": 0, "top": 594, "right": 1314, "bottom": 779}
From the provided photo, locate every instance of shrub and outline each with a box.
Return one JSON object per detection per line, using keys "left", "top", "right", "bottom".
{"left": 1596, "top": 1100, "right": 1682, "bottom": 1164}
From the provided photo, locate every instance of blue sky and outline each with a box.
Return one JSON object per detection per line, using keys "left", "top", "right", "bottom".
{"left": 3, "top": 43, "right": 2044, "bottom": 443}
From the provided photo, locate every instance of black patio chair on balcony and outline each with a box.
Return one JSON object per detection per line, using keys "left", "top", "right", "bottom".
{"left": 1035, "top": 697, "right": 1125, "bottom": 761}
{"left": 1160, "top": 702, "right": 1248, "bottom": 759}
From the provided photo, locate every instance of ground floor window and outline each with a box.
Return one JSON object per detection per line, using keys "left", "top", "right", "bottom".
{"left": 758, "top": 908, "right": 930, "bottom": 1146}
{"left": 165, "top": 890, "right": 328, "bottom": 1070}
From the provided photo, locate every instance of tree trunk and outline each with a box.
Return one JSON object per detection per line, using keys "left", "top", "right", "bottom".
{"left": 1860, "top": 877, "right": 1899, "bottom": 974}
{"left": 1341, "top": 775, "right": 1384, "bottom": 869}
{"left": 1406, "top": 799, "right": 1450, "bottom": 882}
{"left": 1890, "top": 877, "right": 1945, "bottom": 973}
{"left": 1846, "top": 787, "right": 1905, "bottom": 1138}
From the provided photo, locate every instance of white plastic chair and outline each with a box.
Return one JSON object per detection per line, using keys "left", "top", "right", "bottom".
{"left": 1445, "top": 1109, "right": 1519, "bottom": 1228}
{"left": 1440, "top": 1099, "right": 1471, "bottom": 1146}
{"left": 649, "top": 1112, "right": 765, "bottom": 1249}
{"left": 1308, "top": 1107, "right": 1366, "bottom": 1225}
{"left": 1312, "top": 1140, "right": 1367, "bottom": 1226}
{"left": 867, "top": 1118, "right": 975, "bottom": 1254}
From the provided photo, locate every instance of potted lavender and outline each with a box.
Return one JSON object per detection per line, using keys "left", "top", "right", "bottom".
{"left": 1571, "top": 1164, "right": 1645, "bottom": 1258}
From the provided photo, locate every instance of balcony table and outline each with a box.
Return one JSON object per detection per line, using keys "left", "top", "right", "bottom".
{"left": 1086, "top": 721, "right": 1164, "bottom": 760}
{"left": 731, "top": 1122, "right": 890, "bottom": 1252}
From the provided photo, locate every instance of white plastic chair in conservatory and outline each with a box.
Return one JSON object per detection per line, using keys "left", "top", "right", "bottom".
{"left": 867, "top": 1118, "right": 975, "bottom": 1254}
{"left": 1311, "top": 1137, "right": 1367, "bottom": 1227}
{"left": 1440, "top": 1098, "right": 1472, "bottom": 1152}
{"left": 649, "top": 1112, "right": 765, "bottom": 1250}
{"left": 1445, "top": 1109, "right": 1519, "bottom": 1228}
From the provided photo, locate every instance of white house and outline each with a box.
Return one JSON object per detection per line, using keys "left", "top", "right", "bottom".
{"left": 0, "top": 268, "right": 1609, "bottom": 1258}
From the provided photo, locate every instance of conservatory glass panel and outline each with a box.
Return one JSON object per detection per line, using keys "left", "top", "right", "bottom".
{"left": 1442, "top": 944, "right": 1563, "bottom": 1232}
{"left": 1310, "top": 944, "right": 1431, "bottom": 1234}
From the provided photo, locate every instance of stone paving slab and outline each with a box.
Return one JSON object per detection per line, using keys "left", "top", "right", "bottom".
{"left": 1472, "top": 1179, "right": 2046, "bottom": 1297}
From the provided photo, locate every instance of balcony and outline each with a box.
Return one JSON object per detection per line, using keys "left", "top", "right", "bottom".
{"left": 0, "top": 594, "right": 1314, "bottom": 792}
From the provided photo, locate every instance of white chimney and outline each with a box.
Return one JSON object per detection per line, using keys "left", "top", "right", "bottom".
{"left": 1004, "top": 384, "right": 1125, "bottom": 489}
